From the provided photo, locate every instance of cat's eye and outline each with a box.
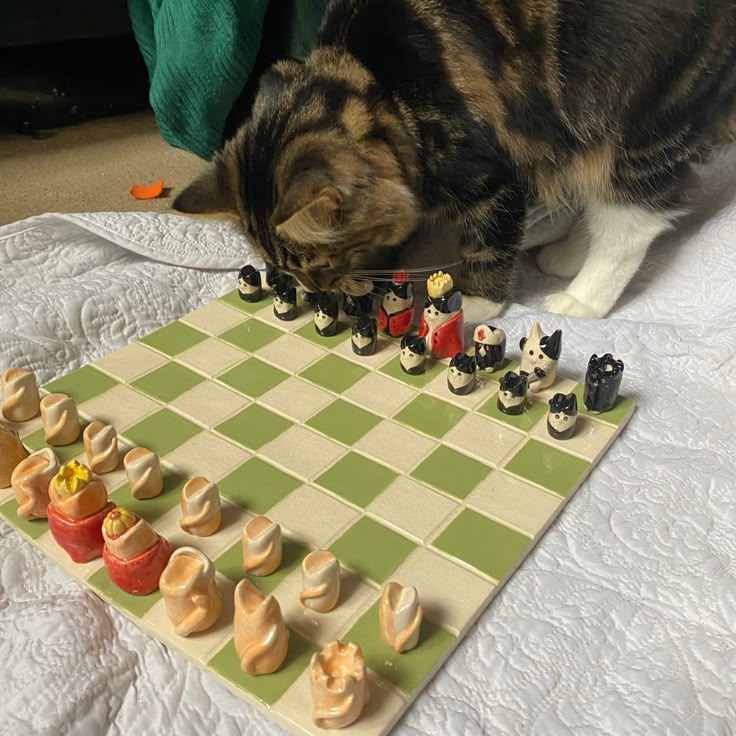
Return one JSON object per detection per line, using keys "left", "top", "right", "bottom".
{"left": 555, "top": 414, "right": 559, "bottom": 419}
{"left": 563, "top": 417, "right": 568, "bottom": 421}
{"left": 529, "top": 350, "right": 534, "bottom": 355}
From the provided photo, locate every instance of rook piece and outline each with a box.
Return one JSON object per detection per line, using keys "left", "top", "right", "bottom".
{"left": 40, "top": 393, "right": 80, "bottom": 446}
{"left": 11, "top": 448, "right": 59, "bottom": 520}
{"left": 519, "top": 322, "right": 562, "bottom": 392}
{"left": 379, "top": 582, "right": 422, "bottom": 653}
{"left": 584, "top": 353, "right": 624, "bottom": 413}
{"left": 378, "top": 270, "right": 414, "bottom": 337}
{"left": 0, "top": 423, "right": 29, "bottom": 488}
{"left": 497, "top": 371, "right": 528, "bottom": 415}
{"left": 400, "top": 334, "right": 427, "bottom": 375}
{"left": 1, "top": 367, "right": 40, "bottom": 422}
{"left": 242, "top": 515, "right": 282, "bottom": 576}
{"left": 160, "top": 547, "right": 222, "bottom": 636}
{"left": 124, "top": 447, "right": 163, "bottom": 499}
{"left": 83, "top": 421, "right": 119, "bottom": 474}
{"left": 473, "top": 325, "right": 506, "bottom": 372}
{"left": 447, "top": 353, "right": 477, "bottom": 395}
{"left": 180, "top": 476, "right": 222, "bottom": 536}
{"left": 311, "top": 641, "right": 369, "bottom": 729}
{"left": 273, "top": 280, "right": 298, "bottom": 321}
{"left": 238, "top": 265, "right": 263, "bottom": 303}
{"left": 300, "top": 550, "right": 340, "bottom": 613}
{"left": 351, "top": 316, "right": 378, "bottom": 356}
{"left": 343, "top": 292, "right": 373, "bottom": 318}
{"left": 234, "top": 579, "right": 288, "bottom": 675}
{"left": 547, "top": 393, "right": 578, "bottom": 440}
{"left": 314, "top": 293, "right": 339, "bottom": 337}
{"left": 419, "top": 271, "right": 464, "bottom": 359}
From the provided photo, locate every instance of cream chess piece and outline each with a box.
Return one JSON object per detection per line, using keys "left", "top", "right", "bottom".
{"left": 0, "top": 423, "right": 29, "bottom": 488}
{"left": 180, "top": 477, "right": 222, "bottom": 537}
{"left": 379, "top": 582, "right": 422, "bottom": 653}
{"left": 242, "top": 515, "right": 282, "bottom": 576}
{"left": 40, "top": 393, "right": 80, "bottom": 446}
{"left": 160, "top": 547, "right": 222, "bottom": 636}
{"left": 124, "top": 448, "right": 163, "bottom": 499}
{"left": 83, "top": 421, "right": 119, "bottom": 474}
{"left": 11, "top": 448, "right": 59, "bottom": 519}
{"left": 233, "top": 579, "right": 288, "bottom": 675}
{"left": 299, "top": 550, "right": 340, "bottom": 613}
{"left": 1, "top": 368, "right": 40, "bottom": 422}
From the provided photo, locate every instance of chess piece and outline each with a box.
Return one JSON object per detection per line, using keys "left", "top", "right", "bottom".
{"left": 83, "top": 421, "right": 119, "bottom": 475}
{"left": 419, "top": 272, "right": 464, "bottom": 359}
{"left": 584, "top": 354, "right": 624, "bottom": 413}
{"left": 11, "top": 448, "right": 59, "bottom": 520}
{"left": 160, "top": 547, "right": 222, "bottom": 636}
{"left": 519, "top": 322, "right": 562, "bottom": 393}
{"left": 343, "top": 292, "right": 373, "bottom": 318}
{"left": 102, "top": 507, "right": 174, "bottom": 595}
{"left": 378, "top": 270, "right": 414, "bottom": 337}
{"left": 2, "top": 367, "right": 40, "bottom": 422}
{"left": 473, "top": 325, "right": 506, "bottom": 372}
{"left": 447, "top": 353, "right": 477, "bottom": 395}
{"left": 547, "top": 393, "right": 578, "bottom": 440}
{"left": 400, "top": 334, "right": 427, "bottom": 375}
{"left": 40, "top": 393, "right": 80, "bottom": 446}
{"left": 302, "top": 288, "right": 320, "bottom": 306}
{"left": 379, "top": 582, "right": 422, "bottom": 653}
{"left": 311, "top": 641, "right": 369, "bottom": 729}
{"left": 497, "top": 371, "right": 528, "bottom": 416}
{"left": 0, "top": 423, "right": 29, "bottom": 488}
{"left": 47, "top": 460, "right": 115, "bottom": 562}
{"left": 351, "top": 316, "right": 378, "bottom": 356}
{"left": 234, "top": 578, "right": 289, "bottom": 675}
{"left": 273, "top": 280, "right": 298, "bottom": 321}
{"left": 180, "top": 476, "right": 222, "bottom": 536}
{"left": 314, "top": 293, "right": 339, "bottom": 337}
{"left": 124, "top": 448, "right": 164, "bottom": 499}
{"left": 266, "top": 264, "right": 283, "bottom": 289}
{"left": 300, "top": 550, "right": 340, "bottom": 613}
{"left": 242, "top": 515, "right": 282, "bottom": 576}
{"left": 238, "top": 264, "right": 263, "bottom": 303}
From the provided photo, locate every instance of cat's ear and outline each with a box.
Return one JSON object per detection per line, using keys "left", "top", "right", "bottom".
{"left": 173, "top": 154, "right": 236, "bottom": 214}
{"left": 273, "top": 173, "right": 342, "bottom": 244}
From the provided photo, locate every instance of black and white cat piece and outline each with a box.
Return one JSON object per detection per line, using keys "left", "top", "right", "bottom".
{"left": 238, "top": 265, "right": 263, "bottom": 303}
{"left": 584, "top": 354, "right": 624, "bottom": 413}
{"left": 314, "top": 293, "right": 339, "bottom": 337}
{"left": 497, "top": 371, "right": 528, "bottom": 415}
{"left": 447, "top": 353, "right": 477, "bottom": 395}
{"left": 473, "top": 324, "right": 506, "bottom": 372}
{"left": 351, "top": 316, "right": 378, "bottom": 356}
{"left": 399, "top": 334, "right": 427, "bottom": 375}
{"left": 273, "top": 280, "right": 297, "bottom": 321}
{"left": 547, "top": 393, "right": 578, "bottom": 440}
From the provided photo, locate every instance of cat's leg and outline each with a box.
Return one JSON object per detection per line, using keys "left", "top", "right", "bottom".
{"left": 536, "top": 218, "right": 589, "bottom": 279}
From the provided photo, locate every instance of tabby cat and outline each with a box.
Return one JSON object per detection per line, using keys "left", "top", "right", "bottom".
{"left": 175, "top": 0, "right": 736, "bottom": 318}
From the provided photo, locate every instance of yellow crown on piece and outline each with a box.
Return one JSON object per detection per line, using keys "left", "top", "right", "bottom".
{"left": 427, "top": 271, "right": 454, "bottom": 299}
{"left": 52, "top": 460, "right": 91, "bottom": 497}
{"left": 103, "top": 507, "right": 138, "bottom": 537}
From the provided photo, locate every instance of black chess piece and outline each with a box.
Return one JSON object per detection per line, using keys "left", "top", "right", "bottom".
{"left": 473, "top": 325, "right": 506, "bottom": 372}
{"left": 238, "top": 265, "right": 263, "bottom": 303}
{"left": 344, "top": 292, "right": 374, "bottom": 318}
{"left": 547, "top": 393, "right": 578, "bottom": 440}
{"left": 399, "top": 334, "right": 427, "bottom": 375}
{"left": 273, "top": 280, "right": 297, "bottom": 321}
{"left": 351, "top": 316, "right": 378, "bottom": 356}
{"left": 584, "top": 354, "right": 624, "bottom": 413}
{"left": 447, "top": 353, "right": 477, "bottom": 395}
{"left": 314, "top": 294, "right": 339, "bottom": 337}
{"left": 497, "top": 371, "right": 528, "bottom": 415}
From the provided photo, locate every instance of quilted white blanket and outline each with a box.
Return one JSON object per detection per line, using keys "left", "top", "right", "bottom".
{"left": 1, "top": 148, "right": 735, "bottom": 736}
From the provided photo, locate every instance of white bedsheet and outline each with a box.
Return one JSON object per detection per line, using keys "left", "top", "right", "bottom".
{"left": 1, "top": 149, "right": 735, "bottom": 736}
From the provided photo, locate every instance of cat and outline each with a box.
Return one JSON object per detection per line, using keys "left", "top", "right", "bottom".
{"left": 174, "top": 0, "right": 736, "bottom": 319}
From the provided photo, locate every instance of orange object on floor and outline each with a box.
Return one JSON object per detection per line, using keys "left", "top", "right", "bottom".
{"left": 130, "top": 178, "right": 165, "bottom": 200}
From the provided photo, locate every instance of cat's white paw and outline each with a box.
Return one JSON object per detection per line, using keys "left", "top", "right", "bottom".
{"left": 462, "top": 295, "right": 505, "bottom": 323}
{"left": 544, "top": 292, "right": 601, "bottom": 318}
{"left": 537, "top": 242, "right": 581, "bottom": 278}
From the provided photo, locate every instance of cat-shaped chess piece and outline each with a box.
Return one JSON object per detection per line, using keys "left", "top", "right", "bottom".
{"left": 302, "top": 288, "right": 320, "bottom": 306}
{"left": 238, "top": 264, "right": 263, "bottom": 303}
{"left": 314, "top": 293, "right": 339, "bottom": 337}
{"left": 400, "top": 334, "right": 427, "bottom": 375}
{"left": 352, "top": 316, "right": 378, "bottom": 356}
{"left": 419, "top": 271, "right": 463, "bottom": 359}
{"left": 547, "top": 393, "right": 578, "bottom": 440}
{"left": 584, "top": 354, "right": 624, "bottom": 413}
{"left": 344, "top": 292, "right": 373, "bottom": 318}
{"left": 473, "top": 325, "right": 506, "bottom": 372}
{"left": 273, "top": 280, "right": 297, "bottom": 321}
{"left": 447, "top": 353, "right": 477, "bottom": 395}
{"left": 378, "top": 270, "right": 414, "bottom": 337}
{"left": 497, "top": 371, "right": 528, "bottom": 415}
{"left": 519, "top": 322, "right": 562, "bottom": 392}
{"left": 266, "top": 265, "right": 283, "bottom": 289}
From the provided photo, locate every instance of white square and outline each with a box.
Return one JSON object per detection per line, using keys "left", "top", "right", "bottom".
{"left": 94, "top": 343, "right": 167, "bottom": 383}
{"left": 35, "top": 531, "right": 105, "bottom": 581}
{"left": 170, "top": 380, "right": 250, "bottom": 428}
{"left": 79, "top": 384, "right": 160, "bottom": 431}
{"left": 342, "top": 372, "right": 416, "bottom": 417}
{"left": 528, "top": 375, "right": 578, "bottom": 403}
{"left": 164, "top": 432, "right": 250, "bottom": 481}
{"left": 443, "top": 413, "right": 525, "bottom": 468}
{"left": 260, "top": 377, "right": 334, "bottom": 422}
{"left": 424, "top": 369, "right": 498, "bottom": 411}
{"left": 354, "top": 420, "right": 437, "bottom": 473}
{"left": 256, "top": 334, "right": 326, "bottom": 375}
{"left": 177, "top": 338, "right": 246, "bottom": 377}
{"left": 260, "top": 426, "right": 346, "bottom": 481}
{"left": 181, "top": 301, "right": 249, "bottom": 335}
{"left": 529, "top": 414, "right": 617, "bottom": 462}
{"left": 332, "top": 334, "right": 400, "bottom": 370}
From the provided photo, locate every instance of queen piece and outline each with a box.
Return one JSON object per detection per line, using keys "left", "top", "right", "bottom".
{"left": 419, "top": 271, "right": 464, "bottom": 359}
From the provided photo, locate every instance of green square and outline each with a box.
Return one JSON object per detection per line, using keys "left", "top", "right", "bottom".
{"left": 109, "top": 467, "right": 187, "bottom": 523}
{"left": 477, "top": 395, "right": 548, "bottom": 431}
{"left": 0, "top": 498, "right": 49, "bottom": 540}
{"left": 220, "top": 320, "right": 281, "bottom": 352}
{"left": 209, "top": 631, "right": 316, "bottom": 706}
{"left": 88, "top": 566, "right": 162, "bottom": 618}
{"left": 219, "top": 458, "right": 300, "bottom": 513}
{"left": 504, "top": 438, "right": 590, "bottom": 497}
{"left": 473, "top": 357, "right": 520, "bottom": 382}
{"left": 394, "top": 395, "right": 465, "bottom": 439}
{"left": 219, "top": 358, "right": 288, "bottom": 398}
{"left": 344, "top": 600, "right": 454, "bottom": 694}
{"left": 215, "top": 404, "right": 292, "bottom": 451}
{"left": 379, "top": 355, "right": 445, "bottom": 388}
{"left": 21, "top": 424, "right": 89, "bottom": 464}
{"left": 329, "top": 517, "right": 415, "bottom": 583}
{"left": 411, "top": 446, "right": 490, "bottom": 499}
{"left": 219, "top": 289, "right": 268, "bottom": 314}
{"left": 433, "top": 508, "right": 531, "bottom": 580}
{"left": 300, "top": 354, "right": 368, "bottom": 394}
{"left": 306, "top": 400, "right": 381, "bottom": 445}
{"left": 140, "top": 321, "right": 208, "bottom": 356}
{"left": 572, "top": 383, "right": 635, "bottom": 426}
{"left": 43, "top": 366, "right": 117, "bottom": 404}
{"left": 316, "top": 452, "right": 397, "bottom": 507}
{"left": 295, "top": 320, "right": 350, "bottom": 348}
{"left": 131, "top": 363, "right": 204, "bottom": 402}
{"left": 123, "top": 409, "right": 201, "bottom": 457}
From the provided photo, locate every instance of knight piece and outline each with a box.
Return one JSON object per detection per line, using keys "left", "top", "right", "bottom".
{"left": 547, "top": 393, "right": 578, "bottom": 440}
{"left": 378, "top": 270, "right": 414, "bottom": 337}
{"left": 11, "top": 448, "right": 59, "bottom": 520}
{"left": 83, "top": 421, "right": 119, "bottom": 475}
{"left": 447, "top": 353, "right": 477, "bottom": 395}
{"left": 343, "top": 292, "right": 373, "bottom": 318}
{"left": 351, "top": 316, "right": 378, "bottom": 356}
{"left": 497, "top": 371, "right": 529, "bottom": 416}
{"left": 238, "top": 264, "right": 263, "bottom": 303}
{"left": 400, "top": 334, "right": 427, "bottom": 375}
{"left": 0, "top": 423, "right": 29, "bottom": 488}
{"left": 273, "top": 279, "right": 298, "bottom": 321}
{"left": 1, "top": 367, "right": 40, "bottom": 422}
{"left": 419, "top": 271, "right": 464, "bottom": 359}
{"left": 519, "top": 322, "right": 562, "bottom": 393}
{"left": 242, "top": 515, "right": 282, "bottom": 576}
{"left": 124, "top": 447, "right": 163, "bottom": 500}
{"left": 300, "top": 550, "right": 340, "bottom": 613}
{"left": 473, "top": 325, "right": 507, "bottom": 372}
{"left": 180, "top": 476, "right": 222, "bottom": 537}
{"left": 40, "top": 393, "right": 80, "bottom": 446}
{"left": 314, "top": 293, "right": 339, "bottom": 337}
{"left": 379, "top": 582, "right": 422, "bottom": 653}
{"left": 584, "top": 354, "right": 624, "bottom": 413}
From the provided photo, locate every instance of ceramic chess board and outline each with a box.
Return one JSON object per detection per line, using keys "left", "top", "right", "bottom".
{"left": 0, "top": 288, "right": 634, "bottom": 736}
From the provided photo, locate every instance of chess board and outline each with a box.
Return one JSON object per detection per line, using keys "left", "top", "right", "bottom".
{"left": 0, "top": 288, "right": 634, "bottom": 736}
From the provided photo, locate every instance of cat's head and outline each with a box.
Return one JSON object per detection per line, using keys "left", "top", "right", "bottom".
{"left": 314, "top": 293, "right": 339, "bottom": 318}
{"left": 352, "top": 315, "right": 377, "bottom": 337}
{"left": 499, "top": 371, "right": 528, "bottom": 397}
{"left": 174, "top": 52, "right": 419, "bottom": 294}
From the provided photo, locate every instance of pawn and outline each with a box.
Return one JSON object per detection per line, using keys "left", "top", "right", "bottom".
{"left": 12, "top": 448, "right": 59, "bottom": 520}
{"left": 351, "top": 316, "right": 378, "bottom": 356}
{"left": 302, "top": 288, "right": 320, "bottom": 306}
{"left": 242, "top": 515, "right": 282, "bottom": 576}
{"left": 180, "top": 476, "right": 222, "bottom": 536}
{"left": 343, "top": 292, "right": 373, "bottom": 318}
{"left": 2, "top": 367, "right": 40, "bottom": 422}
{"left": 83, "top": 421, "right": 119, "bottom": 475}
{"left": 273, "top": 280, "right": 298, "bottom": 321}
{"left": 447, "top": 353, "right": 477, "bottom": 395}
{"left": 300, "top": 550, "right": 340, "bottom": 613}
{"left": 400, "top": 334, "right": 427, "bottom": 375}
{"left": 238, "top": 265, "right": 263, "bottom": 303}
{"left": 473, "top": 325, "right": 506, "bottom": 372}
{"left": 40, "top": 393, "right": 80, "bottom": 446}
{"left": 0, "top": 423, "right": 29, "bottom": 488}
{"left": 379, "top": 582, "right": 422, "bottom": 653}
{"left": 314, "top": 293, "right": 339, "bottom": 337}
{"left": 266, "top": 264, "right": 283, "bottom": 289}
{"left": 497, "top": 371, "right": 528, "bottom": 415}
{"left": 124, "top": 447, "right": 163, "bottom": 499}
{"left": 547, "top": 393, "right": 578, "bottom": 440}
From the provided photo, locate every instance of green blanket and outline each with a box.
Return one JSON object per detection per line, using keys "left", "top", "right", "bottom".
{"left": 129, "top": 0, "right": 326, "bottom": 160}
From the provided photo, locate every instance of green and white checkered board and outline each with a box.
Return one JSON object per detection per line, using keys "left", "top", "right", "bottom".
{"left": 0, "top": 288, "right": 634, "bottom": 736}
